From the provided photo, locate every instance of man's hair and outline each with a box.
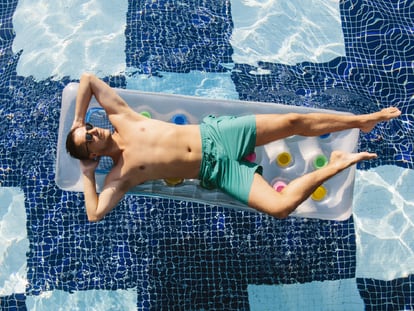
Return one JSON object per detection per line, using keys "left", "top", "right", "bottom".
{"left": 66, "top": 127, "right": 89, "bottom": 160}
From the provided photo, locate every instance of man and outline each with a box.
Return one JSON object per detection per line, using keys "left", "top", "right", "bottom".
{"left": 66, "top": 73, "right": 401, "bottom": 222}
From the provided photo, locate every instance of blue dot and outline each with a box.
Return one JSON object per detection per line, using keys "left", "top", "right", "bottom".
{"left": 319, "top": 133, "right": 331, "bottom": 139}
{"left": 171, "top": 114, "right": 188, "bottom": 125}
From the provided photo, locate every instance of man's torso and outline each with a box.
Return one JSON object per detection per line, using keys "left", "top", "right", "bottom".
{"left": 108, "top": 114, "right": 203, "bottom": 187}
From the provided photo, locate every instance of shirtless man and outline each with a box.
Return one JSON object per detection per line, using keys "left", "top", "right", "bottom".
{"left": 66, "top": 73, "right": 401, "bottom": 222}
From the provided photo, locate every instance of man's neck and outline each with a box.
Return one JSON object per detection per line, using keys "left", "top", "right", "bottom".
{"left": 104, "top": 132, "right": 123, "bottom": 161}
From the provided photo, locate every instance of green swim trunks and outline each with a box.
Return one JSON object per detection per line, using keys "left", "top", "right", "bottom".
{"left": 198, "top": 115, "right": 263, "bottom": 204}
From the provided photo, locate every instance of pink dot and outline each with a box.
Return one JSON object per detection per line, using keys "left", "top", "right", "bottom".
{"left": 244, "top": 152, "right": 256, "bottom": 162}
{"left": 273, "top": 181, "right": 287, "bottom": 192}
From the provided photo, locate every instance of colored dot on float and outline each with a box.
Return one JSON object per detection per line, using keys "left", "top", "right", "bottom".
{"left": 164, "top": 178, "right": 184, "bottom": 186}
{"left": 272, "top": 181, "right": 287, "bottom": 192}
{"left": 140, "top": 111, "right": 152, "bottom": 118}
{"left": 313, "top": 154, "right": 328, "bottom": 169}
{"left": 319, "top": 133, "right": 331, "bottom": 139}
{"left": 245, "top": 152, "right": 256, "bottom": 162}
{"left": 311, "top": 185, "right": 327, "bottom": 201}
{"left": 276, "top": 152, "right": 292, "bottom": 167}
{"left": 171, "top": 114, "right": 188, "bottom": 125}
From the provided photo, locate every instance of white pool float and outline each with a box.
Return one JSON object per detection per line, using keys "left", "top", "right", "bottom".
{"left": 56, "top": 83, "right": 359, "bottom": 220}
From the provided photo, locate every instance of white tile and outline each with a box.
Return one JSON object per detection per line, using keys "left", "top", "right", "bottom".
{"left": 12, "top": 0, "right": 128, "bottom": 80}
{"left": 231, "top": 0, "right": 345, "bottom": 65}
{"left": 26, "top": 289, "right": 137, "bottom": 311}
{"left": 248, "top": 279, "right": 363, "bottom": 311}
{"left": 0, "top": 187, "right": 28, "bottom": 296}
{"left": 126, "top": 70, "right": 239, "bottom": 99}
{"left": 354, "top": 167, "right": 414, "bottom": 280}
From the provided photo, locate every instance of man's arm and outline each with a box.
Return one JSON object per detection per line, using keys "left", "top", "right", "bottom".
{"left": 72, "top": 73, "right": 136, "bottom": 221}
{"left": 80, "top": 159, "right": 129, "bottom": 222}
{"left": 71, "top": 73, "right": 132, "bottom": 129}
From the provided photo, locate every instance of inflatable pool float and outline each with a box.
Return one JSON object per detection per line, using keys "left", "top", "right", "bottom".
{"left": 56, "top": 83, "right": 359, "bottom": 220}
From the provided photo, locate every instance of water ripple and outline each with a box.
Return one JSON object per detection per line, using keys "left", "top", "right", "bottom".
{"left": 231, "top": 0, "right": 345, "bottom": 66}
{"left": 353, "top": 166, "right": 414, "bottom": 280}
{"left": 0, "top": 187, "right": 28, "bottom": 296}
{"left": 12, "top": 0, "right": 127, "bottom": 80}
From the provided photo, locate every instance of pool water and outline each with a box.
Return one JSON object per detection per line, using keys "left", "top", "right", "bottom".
{"left": 1, "top": 0, "right": 413, "bottom": 310}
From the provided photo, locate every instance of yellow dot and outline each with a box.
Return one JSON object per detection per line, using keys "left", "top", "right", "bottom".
{"left": 276, "top": 152, "right": 292, "bottom": 167}
{"left": 164, "top": 178, "right": 184, "bottom": 186}
{"left": 311, "top": 185, "right": 327, "bottom": 201}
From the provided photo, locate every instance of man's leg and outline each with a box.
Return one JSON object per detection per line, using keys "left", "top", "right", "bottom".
{"left": 247, "top": 150, "right": 377, "bottom": 219}
{"left": 255, "top": 107, "right": 400, "bottom": 146}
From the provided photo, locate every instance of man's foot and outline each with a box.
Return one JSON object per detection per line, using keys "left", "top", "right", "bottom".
{"left": 360, "top": 107, "right": 401, "bottom": 133}
{"left": 329, "top": 150, "right": 377, "bottom": 171}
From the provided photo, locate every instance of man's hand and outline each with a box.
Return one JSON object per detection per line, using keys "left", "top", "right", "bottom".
{"left": 80, "top": 158, "right": 100, "bottom": 175}
{"left": 70, "top": 117, "right": 85, "bottom": 130}
{"left": 71, "top": 118, "right": 84, "bottom": 130}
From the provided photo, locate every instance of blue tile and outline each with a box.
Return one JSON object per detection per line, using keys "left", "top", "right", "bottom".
{"left": 125, "top": 0, "right": 233, "bottom": 74}
{"left": 0, "top": 294, "right": 27, "bottom": 311}
{"left": 357, "top": 275, "right": 414, "bottom": 311}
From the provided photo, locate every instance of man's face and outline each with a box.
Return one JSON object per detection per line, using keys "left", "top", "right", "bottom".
{"left": 73, "top": 124, "right": 109, "bottom": 158}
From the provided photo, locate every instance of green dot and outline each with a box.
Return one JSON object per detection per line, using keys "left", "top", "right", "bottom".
{"left": 313, "top": 154, "right": 328, "bottom": 169}
{"left": 140, "top": 111, "right": 152, "bottom": 118}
